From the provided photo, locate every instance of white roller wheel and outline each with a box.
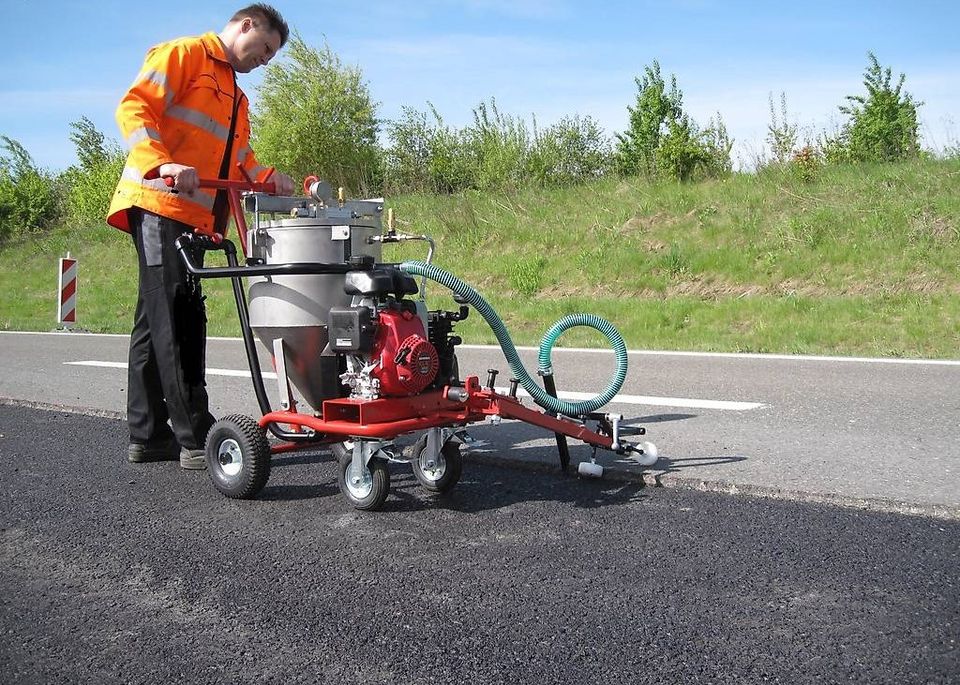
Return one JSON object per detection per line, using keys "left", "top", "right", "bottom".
{"left": 578, "top": 461, "right": 604, "bottom": 478}
{"left": 634, "top": 440, "right": 659, "bottom": 466}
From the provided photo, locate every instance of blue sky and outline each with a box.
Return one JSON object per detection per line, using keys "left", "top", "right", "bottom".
{"left": 3, "top": 0, "right": 958, "bottom": 171}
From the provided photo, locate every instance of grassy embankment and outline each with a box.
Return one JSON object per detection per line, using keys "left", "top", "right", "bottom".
{"left": 1, "top": 157, "right": 958, "bottom": 358}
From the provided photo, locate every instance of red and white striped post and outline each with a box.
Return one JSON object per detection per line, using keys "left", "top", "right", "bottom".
{"left": 57, "top": 252, "right": 77, "bottom": 329}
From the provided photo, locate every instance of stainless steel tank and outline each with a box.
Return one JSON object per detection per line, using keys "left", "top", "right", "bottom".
{"left": 246, "top": 198, "right": 383, "bottom": 412}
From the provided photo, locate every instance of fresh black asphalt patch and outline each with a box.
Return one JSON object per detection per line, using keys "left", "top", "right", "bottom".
{"left": 1, "top": 405, "right": 957, "bottom": 684}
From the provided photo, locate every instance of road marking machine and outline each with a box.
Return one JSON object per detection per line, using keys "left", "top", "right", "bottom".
{"left": 175, "top": 175, "right": 657, "bottom": 510}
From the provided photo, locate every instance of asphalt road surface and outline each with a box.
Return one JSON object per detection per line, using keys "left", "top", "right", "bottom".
{"left": 2, "top": 406, "right": 957, "bottom": 684}
{"left": 1, "top": 331, "right": 958, "bottom": 517}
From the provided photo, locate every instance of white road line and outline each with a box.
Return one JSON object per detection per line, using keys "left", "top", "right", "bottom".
{"left": 9, "top": 331, "right": 956, "bottom": 366}
{"left": 65, "top": 360, "right": 279, "bottom": 380}
{"left": 64, "top": 360, "right": 764, "bottom": 411}
{"left": 460, "top": 344, "right": 960, "bottom": 366}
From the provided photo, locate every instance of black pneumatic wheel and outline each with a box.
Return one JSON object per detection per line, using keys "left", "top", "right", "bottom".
{"left": 205, "top": 414, "right": 271, "bottom": 499}
{"left": 410, "top": 434, "right": 463, "bottom": 494}
{"left": 333, "top": 442, "right": 390, "bottom": 511}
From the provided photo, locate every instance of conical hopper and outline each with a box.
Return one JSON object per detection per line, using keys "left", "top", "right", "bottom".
{"left": 245, "top": 211, "right": 382, "bottom": 412}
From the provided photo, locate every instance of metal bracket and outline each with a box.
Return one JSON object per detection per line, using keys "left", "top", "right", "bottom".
{"left": 272, "top": 338, "right": 295, "bottom": 411}
{"left": 351, "top": 439, "right": 384, "bottom": 474}
{"left": 606, "top": 413, "right": 623, "bottom": 451}
{"left": 424, "top": 427, "right": 443, "bottom": 465}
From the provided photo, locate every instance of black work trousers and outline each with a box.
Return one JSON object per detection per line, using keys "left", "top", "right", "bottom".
{"left": 127, "top": 208, "right": 215, "bottom": 450}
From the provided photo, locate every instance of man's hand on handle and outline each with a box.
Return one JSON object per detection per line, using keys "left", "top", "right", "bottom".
{"left": 158, "top": 163, "right": 199, "bottom": 193}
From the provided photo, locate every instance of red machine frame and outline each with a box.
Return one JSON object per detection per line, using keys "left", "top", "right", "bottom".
{"left": 174, "top": 174, "right": 635, "bottom": 483}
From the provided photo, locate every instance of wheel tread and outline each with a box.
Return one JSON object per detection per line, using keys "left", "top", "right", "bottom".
{"left": 206, "top": 414, "right": 271, "bottom": 499}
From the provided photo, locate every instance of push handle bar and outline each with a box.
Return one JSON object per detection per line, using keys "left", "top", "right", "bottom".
{"left": 162, "top": 176, "right": 277, "bottom": 195}
{"left": 162, "top": 166, "right": 279, "bottom": 254}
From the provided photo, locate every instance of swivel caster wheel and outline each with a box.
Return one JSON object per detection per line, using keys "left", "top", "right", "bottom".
{"left": 410, "top": 434, "right": 463, "bottom": 493}
{"left": 333, "top": 442, "right": 390, "bottom": 511}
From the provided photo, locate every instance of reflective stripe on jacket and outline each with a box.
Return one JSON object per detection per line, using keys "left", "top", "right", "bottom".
{"left": 106, "top": 32, "right": 272, "bottom": 235}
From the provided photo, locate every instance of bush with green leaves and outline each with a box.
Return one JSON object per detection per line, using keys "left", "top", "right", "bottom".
{"left": 59, "top": 116, "right": 124, "bottom": 226}
{"left": 0, "top": 136, "right": 59, "bottom": 244}
{"left": 382, "top": 105, "right": 474, "bottom": 194}
{"left": 384, "top": 100, "right": 613, "bottom": 194}
{"left": 825, "top": 52, "right": 921, "bottom": 163}
{"left": 527, "top": 115, "right": 612, "bottom": 186}
{"left": 615, "top": 61, "right": 682, "bottom": 176}
{"left": 461, "top": 99, "right": 531, "bottom": 191}
{"left": 655, "top": 114, "right": 704, "bottom": 181}
{"left": 616, "top": 61, "right": 732, "bottom": 181}
{"left": 251, "top": 34, "right": 381, "bottom": 195}
{"left": 697, "top": 115, "right": 734, "bottom": 178}
{"left": 651, "top": 114, "right": 733, "bottom": 181}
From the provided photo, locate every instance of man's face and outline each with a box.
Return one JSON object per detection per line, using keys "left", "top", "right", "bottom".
{"left": 233, "top": 18, "right": 282, "bottom": 73}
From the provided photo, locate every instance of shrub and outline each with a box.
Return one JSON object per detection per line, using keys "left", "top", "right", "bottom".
{"left": 655, "top": 113, "right": 733, "bottom": 181}
{"left": 382, "top": 106, "right": 440, "bottom": 193}
{"left": 251, "top": 34, "right": 381, "bottom": 195}
{"left": 0, "top": 136, "right": 58, "bottom": 244}
{"left": 60, "top": 116, "right": 125, "bottom": 226}
{"left": 382, "top": 105, "right": 474, "bottom": 194}
{"left": 615, "top": 61, "right": 682, "bottom": 176}
{"left": 383, "top": 101, "right": 614, "bottom": 194}
{"left": 656, "top": 115, "right": 706, "bottom": 181}
{"left": 463, "top": 99, "right": 531, "bottom": 191}
{"left": 699, "top": 114, "right": 734, "bottom": 178}
{"left": 527, "top": 115, "right": 612, "bottom": 186}
{"left": 828, "top": 52, "right": 922, "bottom": 163}
{"left": 616, "top": 61, "right": 732, "bottom": 181}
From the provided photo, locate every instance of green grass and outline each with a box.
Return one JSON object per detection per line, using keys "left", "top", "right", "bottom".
{"left": 2, "top": 157, "right": 959, "bottom": 358}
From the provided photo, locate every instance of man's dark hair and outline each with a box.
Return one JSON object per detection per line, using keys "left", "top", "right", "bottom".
{"left": 231, "top": 4, "right": 290, "bottom": 47}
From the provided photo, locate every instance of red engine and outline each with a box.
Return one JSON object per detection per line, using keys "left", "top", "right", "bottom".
{"left": 370, "top": 309, "right": 439, "bottom": 396}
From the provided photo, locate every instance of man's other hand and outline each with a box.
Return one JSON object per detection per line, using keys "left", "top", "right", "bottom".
{"left": 270, "top": 172, "right": 295, "bottom": 196}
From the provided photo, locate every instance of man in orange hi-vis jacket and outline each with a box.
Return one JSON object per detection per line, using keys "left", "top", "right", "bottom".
{"left": 108, "top": 4, "right": 295, "bottom": 470}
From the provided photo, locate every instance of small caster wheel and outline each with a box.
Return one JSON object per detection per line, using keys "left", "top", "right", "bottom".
{"left": 410, "top": 434, "right": 463, "bottom": 493}
{"left": 578, "top": 461, "right": 604, "bottom": 478}
{"left": 205, "top": 414, "right": 271, "bottom": 499}
{"left": 635, "top": 440, "right": 659, "bottom": 466}
{"left": 333, "top": 442, "right": 390, "bottom": 511}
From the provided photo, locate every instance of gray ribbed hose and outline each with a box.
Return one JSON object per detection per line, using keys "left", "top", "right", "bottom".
{"left": 400, "top": 261, "right": 628, "bottom": 416}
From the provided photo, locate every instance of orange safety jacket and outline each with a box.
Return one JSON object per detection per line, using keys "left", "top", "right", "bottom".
{"left": 107, "top": 32, "right": 272, "bottom": 236}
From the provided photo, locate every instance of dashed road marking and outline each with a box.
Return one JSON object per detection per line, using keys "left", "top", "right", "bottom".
{"left": 65, "top": 360, "right": 765, "bottom": 411}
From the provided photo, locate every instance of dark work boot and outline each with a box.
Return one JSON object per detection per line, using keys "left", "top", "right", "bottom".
{"left": 179, "top": 447, "right": 207, "bottom": 471}
{"left": 128, "top": 434, "right": 180, "bottom": 463}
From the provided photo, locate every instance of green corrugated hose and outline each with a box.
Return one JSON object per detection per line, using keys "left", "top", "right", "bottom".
{"left": 400, "top": 260, "right": 628, "bottom": 416}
